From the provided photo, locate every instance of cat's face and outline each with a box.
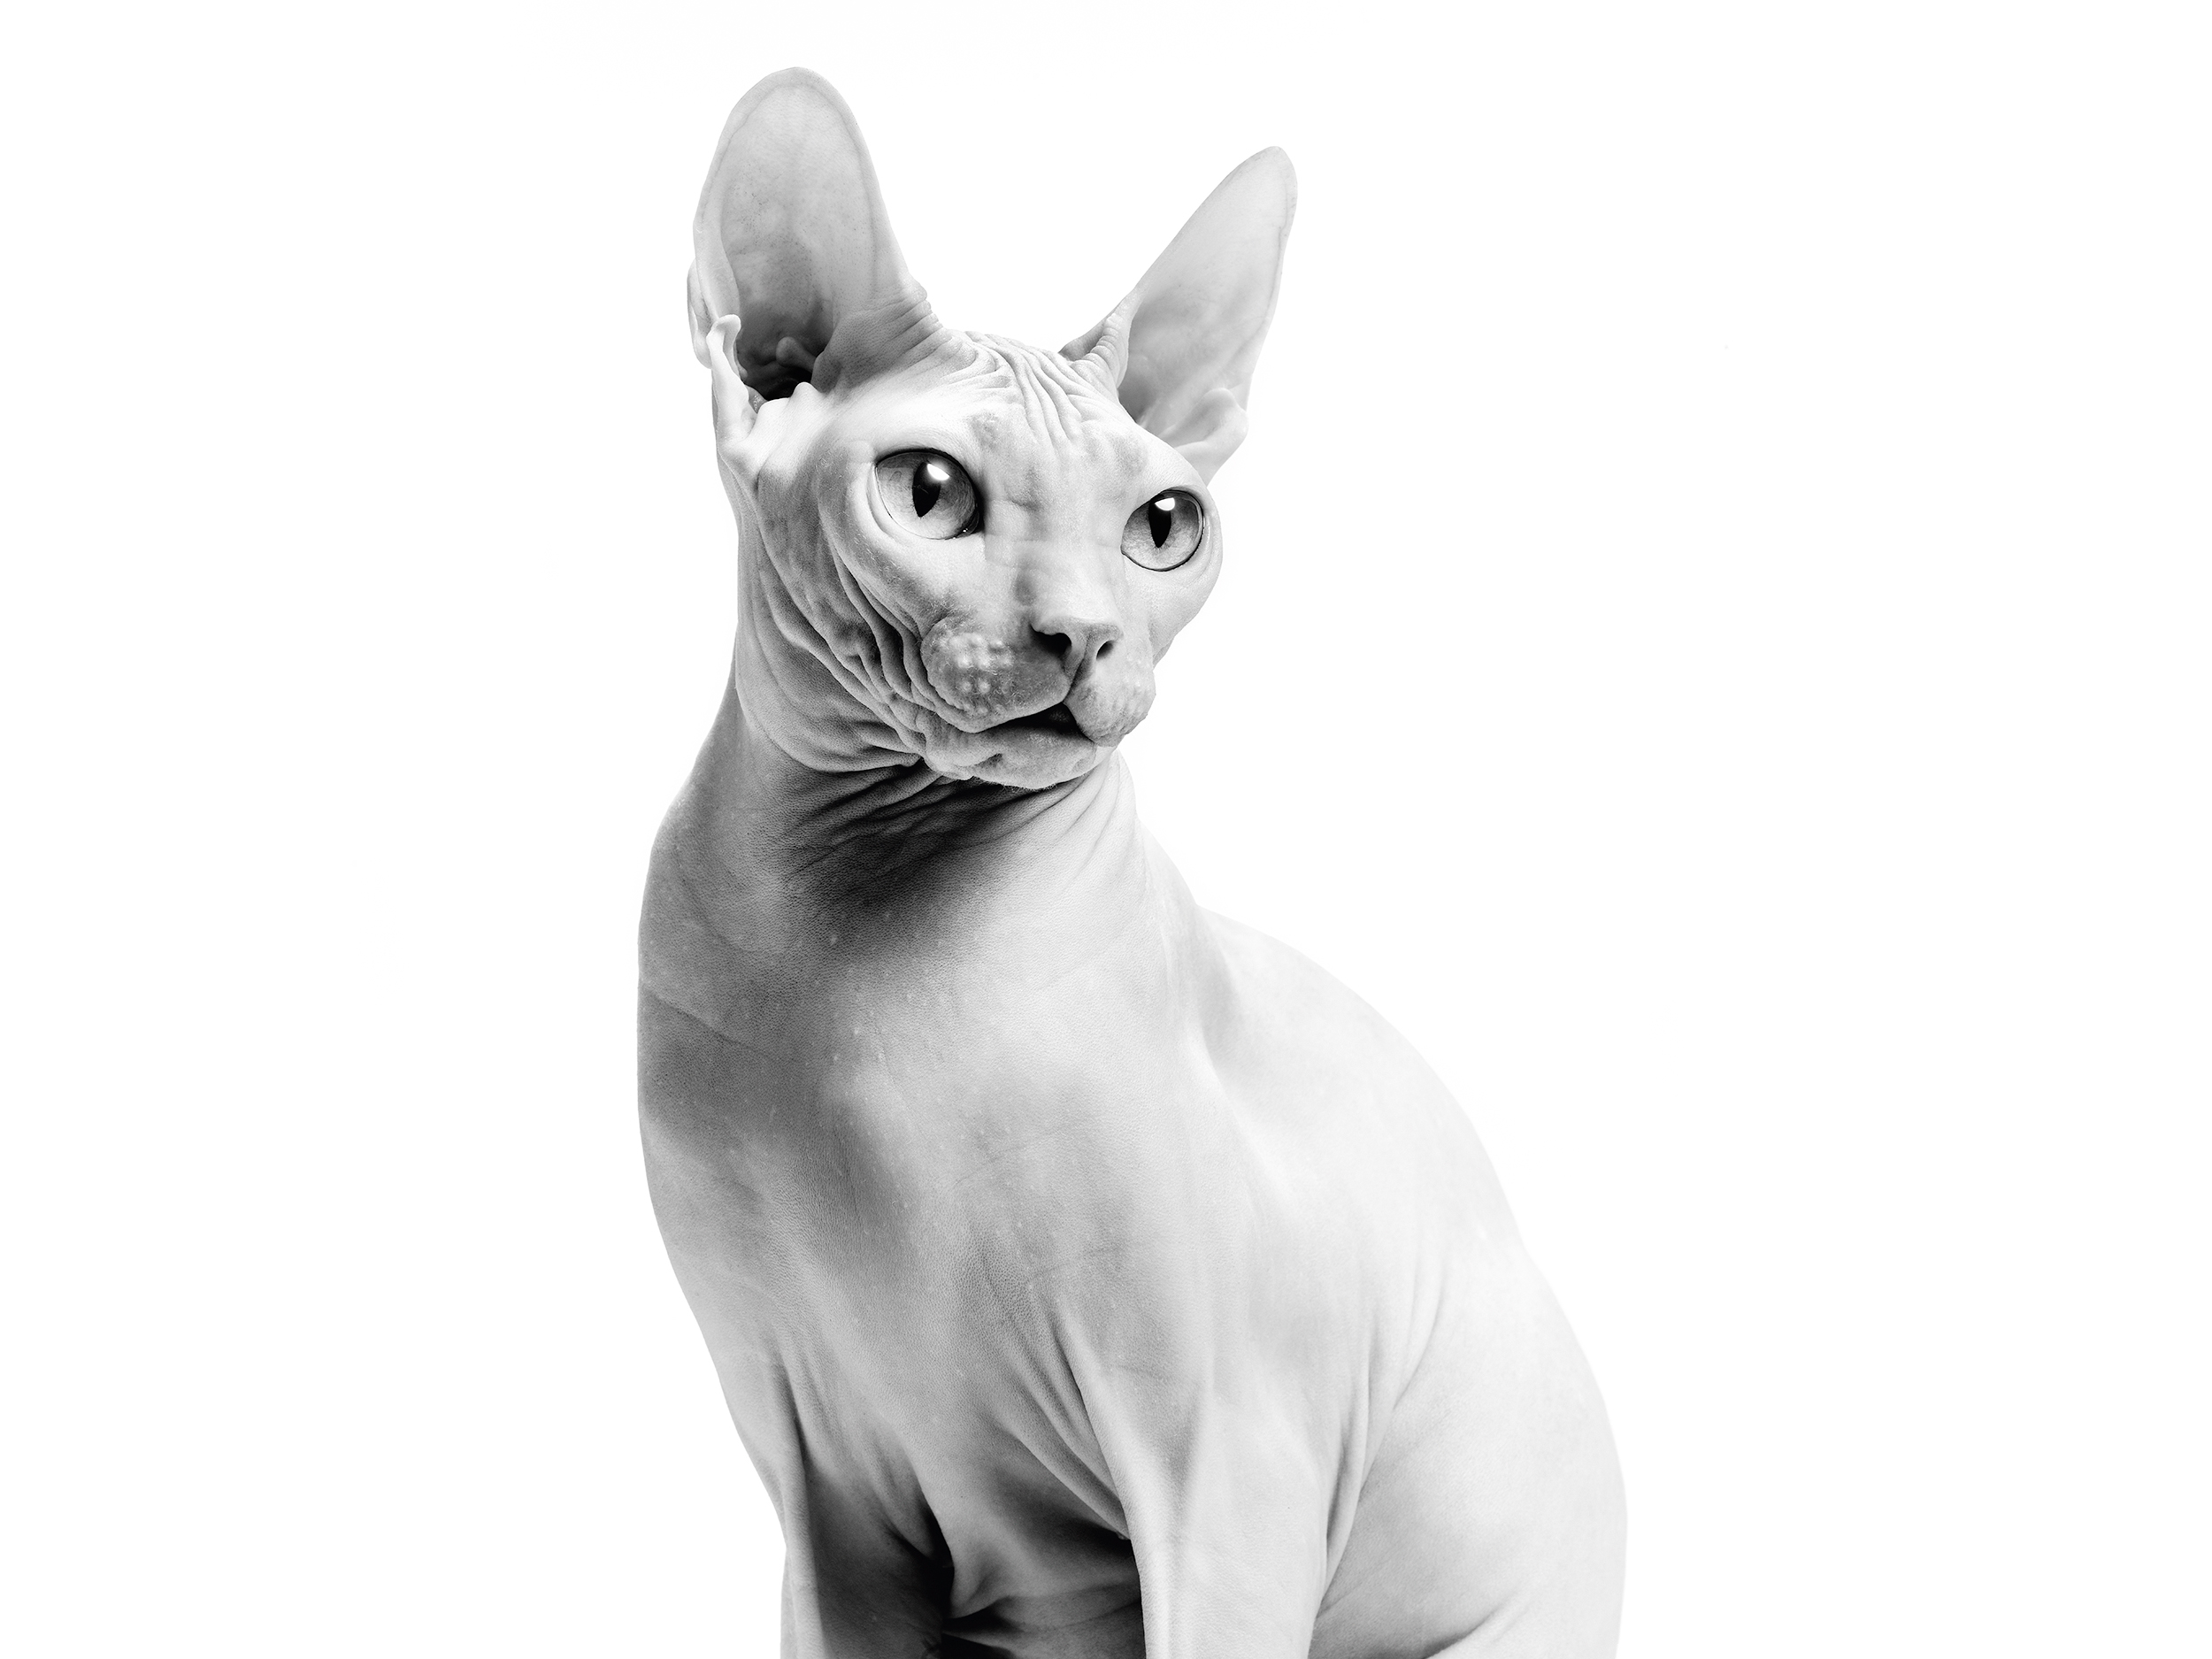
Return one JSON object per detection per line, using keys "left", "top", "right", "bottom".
{"left": 725, "top": 331, "right": 1220, "bottom": 788}
{"left": 692, "top": 71, "right": 1292, "bottom": 789}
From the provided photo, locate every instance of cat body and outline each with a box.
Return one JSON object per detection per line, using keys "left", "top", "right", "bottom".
{"left": 641, "top": 70, "right": 1624, "bottom": 1659}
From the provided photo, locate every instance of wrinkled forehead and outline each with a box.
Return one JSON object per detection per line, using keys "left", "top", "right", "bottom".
{"left": 865, "top": 334, "right": 1157, "bottom": 508}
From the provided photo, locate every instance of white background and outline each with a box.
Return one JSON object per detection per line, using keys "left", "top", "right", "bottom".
{"left": 5, "top": 2, "right": 2207, "bottom": 1654}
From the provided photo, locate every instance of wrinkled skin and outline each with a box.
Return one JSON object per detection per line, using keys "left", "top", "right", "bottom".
{"left": 712, "top": 311, "right": 1208, "bottom": 792}
{"left": 641, "top": 70, "right": 1624, "bottom": 1659}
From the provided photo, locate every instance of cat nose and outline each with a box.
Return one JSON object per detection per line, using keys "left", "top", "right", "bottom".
{"left": 1029, "top": 605, "right": 1123, "bottom": 676}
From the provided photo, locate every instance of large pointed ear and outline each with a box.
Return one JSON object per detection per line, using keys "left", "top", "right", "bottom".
{"left": 1063, "top": 149, "right": 1296, "bottom": 481}
{"left": 689, "top": 69, "right": 935, "bottom": 399}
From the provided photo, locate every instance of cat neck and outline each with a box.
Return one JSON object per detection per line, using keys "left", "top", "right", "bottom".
{"left": 662, "top": 680, "right": 1154, "bottom": 950}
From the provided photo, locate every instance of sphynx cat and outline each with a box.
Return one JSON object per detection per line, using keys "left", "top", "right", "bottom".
{"left": 640, "top": 69, "right": 1625, "bottom": 1659}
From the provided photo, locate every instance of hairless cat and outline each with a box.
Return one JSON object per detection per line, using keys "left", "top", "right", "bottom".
{"left": 640, "top": 68, "right": 1625, "bottom": 1659}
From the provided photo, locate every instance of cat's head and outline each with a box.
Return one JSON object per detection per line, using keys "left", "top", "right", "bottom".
{"left": 691, "top": 70, "right": 1294, "bottom": 790}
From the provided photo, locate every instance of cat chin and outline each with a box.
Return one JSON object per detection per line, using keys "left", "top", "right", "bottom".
{"left": 912, "top": 713, "right": 1112, "bottom": 791}
{"left": 960, "top": 743, "right": 1112, "bottom": 791}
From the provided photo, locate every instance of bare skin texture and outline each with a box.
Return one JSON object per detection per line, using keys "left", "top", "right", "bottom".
{"left": 641, "top": 70, "right": 1625, "bottom": 1659}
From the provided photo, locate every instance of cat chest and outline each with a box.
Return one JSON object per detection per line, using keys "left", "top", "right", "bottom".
{"left": 641, "top": 947, "right": 1263, "bottom": 1372}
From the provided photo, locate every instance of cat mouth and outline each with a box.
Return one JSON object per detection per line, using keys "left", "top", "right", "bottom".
{"left": 992, "top": 701, "right": 1087, "bottom": 741}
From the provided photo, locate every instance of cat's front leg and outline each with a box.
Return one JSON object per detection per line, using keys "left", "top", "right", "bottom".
{"left": 1082, "top": 1373, "right": 1339, "bottom": 1658}
{"left": 736, "top": 1397, "right": 952, "bottom": 1659}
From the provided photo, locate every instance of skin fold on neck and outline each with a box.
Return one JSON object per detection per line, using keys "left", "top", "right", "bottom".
{"left": 654, "top": 676, "right": 1156, "bottom": 982}
{"left": 650, "top": 486, "right": 1160, "bottom": 946}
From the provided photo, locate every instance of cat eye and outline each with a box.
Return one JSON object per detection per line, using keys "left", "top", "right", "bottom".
{"left": 876, "top": 450, "right": 982, "bottom": 540}
{"left": 1121, "top": 491, "right": 1205, "bottom": 571}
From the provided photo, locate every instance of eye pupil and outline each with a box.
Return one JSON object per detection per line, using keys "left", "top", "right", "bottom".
{"left": 1148, "top": 495, "right": 1176, "bottom": 547}
{"left": 912, "top": 462, "right": 946, "bottom": 519}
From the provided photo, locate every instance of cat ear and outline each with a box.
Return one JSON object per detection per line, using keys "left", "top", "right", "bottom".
{"left": 1064, "top": 149, "right": 1296, "bottom": 480}
{"left": 690, "top": 69, "right": 945, "bottom": 398}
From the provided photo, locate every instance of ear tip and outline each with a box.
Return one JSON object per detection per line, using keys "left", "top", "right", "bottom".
{"left": 1230, "top": 147, "right": 1298, "bottom": 223}
{"left": 710, "top": 67, "right": 864, "bottom": 166}
{"left": 735, "top": 65, "right": 849, "bottom": 115}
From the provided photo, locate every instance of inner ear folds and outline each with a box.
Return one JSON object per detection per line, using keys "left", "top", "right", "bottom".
{"left": 1064, "top": 149, "right": 1296, "bottom": 481}
{"left": 692, "top": 68, "right": 921, "bottom": 399}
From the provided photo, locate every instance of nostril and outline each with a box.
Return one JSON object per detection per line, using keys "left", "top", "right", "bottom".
{"left": 1034, "top": 629, "right": 1073, "bottom": 661}
{"left": 1095, "top": 641, "right": 1114, "bottom": 660}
